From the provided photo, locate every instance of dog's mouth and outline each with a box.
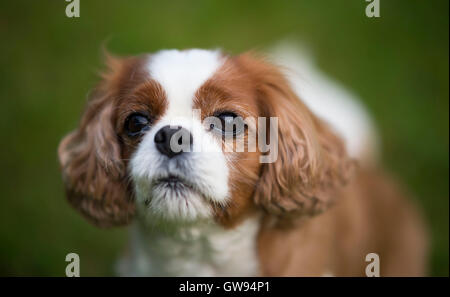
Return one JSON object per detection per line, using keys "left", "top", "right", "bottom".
{"left": 149, "top": 174, "right": 206, "bottom": 201}
{"left": 155, "top": 175, "right": 193, "bottom": 190}
{"left": 142, "top": 173, "right": 214, "bottom": 220}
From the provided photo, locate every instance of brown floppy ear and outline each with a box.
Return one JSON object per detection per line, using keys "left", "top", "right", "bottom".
{"left": 58, "top": 54, "right": 135, "bottom": 227}
{"left": 240, "top": 54, "right": 354, "bottom": 219}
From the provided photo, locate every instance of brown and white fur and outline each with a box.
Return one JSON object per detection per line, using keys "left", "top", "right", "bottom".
{"left": 58, "top": 47, "right": 428, "bottom": 276}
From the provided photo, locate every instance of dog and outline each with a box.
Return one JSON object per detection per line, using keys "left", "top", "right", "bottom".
{"left": 58, "top": 47, "right": 427, "bottom": 276}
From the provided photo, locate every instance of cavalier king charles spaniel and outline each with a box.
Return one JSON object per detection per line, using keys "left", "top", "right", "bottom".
{"left": 58, "top": 47, "right": 427, "bottom": 276}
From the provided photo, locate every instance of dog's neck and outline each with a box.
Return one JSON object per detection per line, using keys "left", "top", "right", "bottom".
{"left": 117, "top": 215, "right": 261, "bottom": 276}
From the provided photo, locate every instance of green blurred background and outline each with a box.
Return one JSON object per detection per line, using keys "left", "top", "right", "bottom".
{"left": 0, "top": 0, "right": 448, "bottom": 276}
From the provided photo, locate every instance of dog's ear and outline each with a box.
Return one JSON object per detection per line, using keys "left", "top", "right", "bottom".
{"left": 58, "top": 54, "right": 135, "bottom": 227}
{"left": 239, "top": 54, "right": 354, "bottom": 220}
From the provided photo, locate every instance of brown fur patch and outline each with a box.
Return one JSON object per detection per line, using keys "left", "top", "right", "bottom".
{"left": 58, "top": 54, "right": 168, "bottom": 227}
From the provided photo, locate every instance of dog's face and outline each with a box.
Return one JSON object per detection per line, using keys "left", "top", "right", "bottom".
{"left": 58, "top": 49, "right": 352, "bottom": 228}
{"left": 124, "top": 50, "right": 262, "bottom": 224}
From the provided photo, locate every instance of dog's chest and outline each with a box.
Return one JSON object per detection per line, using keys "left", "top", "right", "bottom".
{"left": 118, "top": 217, "right": 261, "bottom": 276}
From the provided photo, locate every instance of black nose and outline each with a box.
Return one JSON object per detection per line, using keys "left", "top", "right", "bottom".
{"left": 154, "top": 125, "right": 193, "bottom": 158}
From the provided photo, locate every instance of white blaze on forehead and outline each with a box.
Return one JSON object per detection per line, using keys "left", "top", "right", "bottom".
{"left": 147, "top": 49, "right": 224, "bottom": 118}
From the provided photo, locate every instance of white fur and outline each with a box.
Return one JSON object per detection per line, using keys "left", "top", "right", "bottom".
{"left": 130, "top": 49, "right": 229, "bottom": 222}
{"left": 118, "top": 216, "right": 261, "bottom": 276}
{"left": 269, "top": 42, "right": 379, "bottom": 161}
{"left": 148, "top": 49, "right": 224, "bottom": 118}
{"left": 130, "top": 117, "right": 230, "bottom": 222}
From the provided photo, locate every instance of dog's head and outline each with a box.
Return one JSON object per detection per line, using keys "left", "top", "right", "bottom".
{"left": 58, "top": 49, "right": 353, "bottom": 228}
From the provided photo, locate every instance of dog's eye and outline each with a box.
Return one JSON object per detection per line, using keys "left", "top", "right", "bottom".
{"left": 125, "top": 113, "right": 150, "bottom": 137}
{"left": 210, "top": 111, "right": 245, "bottom": 136}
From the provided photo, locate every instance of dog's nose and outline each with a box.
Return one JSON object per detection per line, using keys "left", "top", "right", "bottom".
{"left": 154, "top": 125, "right": 193, "bottom": 158}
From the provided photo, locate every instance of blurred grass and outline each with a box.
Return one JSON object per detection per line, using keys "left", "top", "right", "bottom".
{"left": 0, "top": 0, "right": 448, "bottom": 276}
